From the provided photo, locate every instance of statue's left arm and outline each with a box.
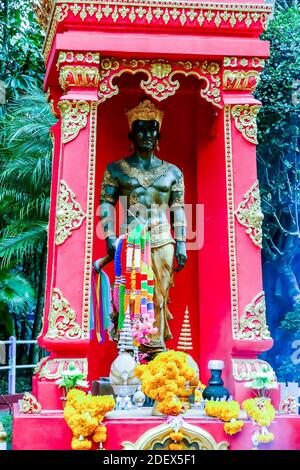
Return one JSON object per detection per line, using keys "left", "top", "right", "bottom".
{"left": 169, "top": 169, "right": 187, "bottom": 272}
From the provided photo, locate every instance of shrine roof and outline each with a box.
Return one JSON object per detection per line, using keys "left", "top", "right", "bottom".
{"left": 33, "top": 1, "right": 273, "bottom": 65}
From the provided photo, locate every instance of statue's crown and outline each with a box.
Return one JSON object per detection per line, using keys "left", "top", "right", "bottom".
{"left": 126, "top": 100, "right": 164, "bottom": 130}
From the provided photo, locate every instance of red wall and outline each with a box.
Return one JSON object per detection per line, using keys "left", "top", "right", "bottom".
{"left": 89, "top": 73, "right": 200, "bottom": 378}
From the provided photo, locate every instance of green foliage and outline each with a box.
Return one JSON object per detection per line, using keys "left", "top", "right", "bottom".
{"left": 0, "top": 268, "right": 35, "bottom": 337}
{"left": 0, "top": 0, "right": 44, "bottom": 113}
{"left": 0, "top": 88, "right": 55, "bottom": 266}
{"left": 256, "top": 5, "right": 300, "bottom": 382}
{"left": 280, "top": 304, "right": 300, "bottom": 332}
{"left": 276, "top": 358, "right": 300, "bottom": 382}
{"left": 244, "top": 366, "right": 278, "bottom": 397}
{"left": 256, "top": 6, "right": 300, "bottom": 258}
{"left": 0, "top": 413, "right": 12, "bottom": 447}
{"left": 0, "top": 87, "right": 55, "bottom": 345}
{"left": 56, "top": 363, "right": 89, "bottom": 394}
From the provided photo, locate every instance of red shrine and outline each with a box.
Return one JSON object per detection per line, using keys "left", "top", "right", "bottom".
{"left": 13, "top": 0, "right": 300, "bottom": 450}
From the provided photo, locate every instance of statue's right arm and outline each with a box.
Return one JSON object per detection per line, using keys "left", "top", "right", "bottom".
{"left": 100, "top": 164, "right": 119, "bottom": 257}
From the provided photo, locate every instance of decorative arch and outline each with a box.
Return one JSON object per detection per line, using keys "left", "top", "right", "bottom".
{"left": 98, "top": 57, "right": 222, "bottom": 107}
{"left": 122, "top": 422, "right": 229, "bottom": 450}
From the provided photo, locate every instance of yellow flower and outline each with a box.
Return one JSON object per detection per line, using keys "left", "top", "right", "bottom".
{"left": 134, "top": 350, "right": 198, "bottom": 415}
{"left": 242, "top": 398, "right": 275, "bottom": 427}
{"left": 92, "top": 432, "right": 107, "bottom": 443}
{"left": 71, "top": 437, "right": 92, "bottom": 450}
{"left": 157, "top": 397, "right": 183, "bottom": 416}
{"left": 224, "top": 420, "right": 244, "bottom": 435}
{"left": 169, "top": 443, "right": 183, "bottom": 450}
{"left": 64, "top": 391, "right": 115, "bottom": 448}
{"left": 170, "top": 431, "right": 184, "bottom": 442}
{"left": 205, "top": 401, "right": 240, "bottom": 422}
{"left": 257, "top": 432, "right": 274, "bottom": 443}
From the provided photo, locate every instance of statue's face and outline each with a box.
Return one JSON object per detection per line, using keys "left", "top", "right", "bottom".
{"left": 131, "top": 119, "right": 160, "bottom": 152}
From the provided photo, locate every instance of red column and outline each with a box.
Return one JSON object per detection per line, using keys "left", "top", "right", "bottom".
{"left": 198, "top": 56, "right": 276, "bottom": 402}
{"left": 34, "top": 53, "right": 100, "bottom": 409}
{"left": 223, "top": 57, "right": 275, "bottom": 401}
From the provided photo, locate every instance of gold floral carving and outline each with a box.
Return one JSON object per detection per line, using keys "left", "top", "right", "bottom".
{"left": 55, "top": 180, "right": 86, "bottom": 245}
{"left": 20, "top": 392, "right": 42, "bottom": 414}
{"left": 33, "top": 0, "right": 54, "bottom": 31}
{"left": 224, "top": 106, "right": 239, "bottom": 338}
{"left": 223, "top": 70, "right": 260, "bottom": 91}
{"left": 45, "top": 288, "right": 82, "bottom": 339}
{"left": 235, "top": 180, "right": 263, "bottom": 248}
{"left": 232, "top": 359, "right": 276, "bottom": 382}
{"left": 231, "top": 104, "right": 261, "bottom": 144}
{"left": 38, "top": 358, "right": 88, "bottom": 380}
{"left": 238, "top": 292, "right": 271, "bottom": 340}
{"left": 59, "top": 66, "right": 100, "bottom": 90}
{"left": 81, "top": 102, "right": 98, "bottom": 337}
{"left": 58, "top": 100, "right": 90, "bottom": 143}
{"left": 122, "top": 422, "right": 229, "bottom": 450}
{"left": 98, "top": 57, "right": 222, "bottom": 107}
{"left": 57, "top": 51, "right": 100, "bottom": 66}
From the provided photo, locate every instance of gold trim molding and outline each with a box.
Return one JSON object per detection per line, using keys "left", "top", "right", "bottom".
{"left": 57, "top": 51, "right": 100, "bottom": 66}
{"left": 55, "top": 180, "right": 86, "bottom": 245}
{"left": 238, "top": 291, "right": 271, "bottom": 340}
{"left": 224, "top": 57, "right": 265, "bottom": 69}
{"left": 42, "top": 2, "right": 273, "bottom": 62}
{"left": 45, "top": 288, "right": 82, "bottom": 339}
{"left": 122, "top": 422, "right": 229, "bottom": 450}
{"left": 231, "top": 104, "right": 261, "bottom": 144}
{"left": 235, "top": 180, "right": 263, "bottom": 248}
{"left": 81, "top": 101, "right": 98, "bottom": 337}
{"left": 224, "top": 106, "right": 239, "bottom": 338}
{"left": 232, "top": 358, "right": 276, "bottom": 382}
{"left": 38, "top": 357, "right": 88, "bottom": 380}
{"left": 99, "top": 57, "right": 222, "bottom": 107}
{"left": 58, "top": 100, "right": 90, "bottom": 143}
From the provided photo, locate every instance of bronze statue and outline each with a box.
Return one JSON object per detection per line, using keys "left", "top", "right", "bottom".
{"left": 100, "top": 99, "right": 187, "bottom": 354}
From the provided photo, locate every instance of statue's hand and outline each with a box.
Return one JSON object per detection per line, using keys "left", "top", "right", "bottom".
{"left": 175, "top": 241, "right": 187, "bottom": 272}
{"left": 106, "top": 237, "right": 117, "bottom": 258}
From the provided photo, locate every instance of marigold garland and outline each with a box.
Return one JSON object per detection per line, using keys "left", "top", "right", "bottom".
{"left": 242, "top": 398, "right": 275, "bottom": 427}
{"left": 169, "top": 443, "right": 184, "bottom": 450}
{"left": 257, "top": 432, "right": 274, "bottom": 443}
{"left": 224, "top": 419, "right": 244, "bottom": 436}
{"left": 205, "top": 400, "right": 240, "bottom": 422}
{"left": 170, "top": 431, "right": 184, "bottom": 442}
{"left": 204, "top": 400, "right": 243, "bottom": 436}
{"left": 168, "top": 429, "right": 185, "bottom": 450}
{"left": 242, "top": 397, "right": 276, "bottom": 447}
{"left": 72, "top": 437, "right": 92, "bottom": 450}
{"left": 64, "top": 389, "right": 115, "bottom": 450}
{"left": 135, "top": 350, "right": 197, "bottom": 416}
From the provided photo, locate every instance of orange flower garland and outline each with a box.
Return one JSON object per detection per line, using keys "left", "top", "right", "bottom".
{"left": 205, "top": 400, "right": 244, "bottom": 436}
{"left": 64, "top": 389, "right": 115, "bottom": 450}
{"left": 135, "top": 350, "right": 197, "bottom": 417}
{"left": 169, "top": 430, "right": 184, "bottom": 450}
{"left": 242, "top": 397, "right": 276, "bottom": 447}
